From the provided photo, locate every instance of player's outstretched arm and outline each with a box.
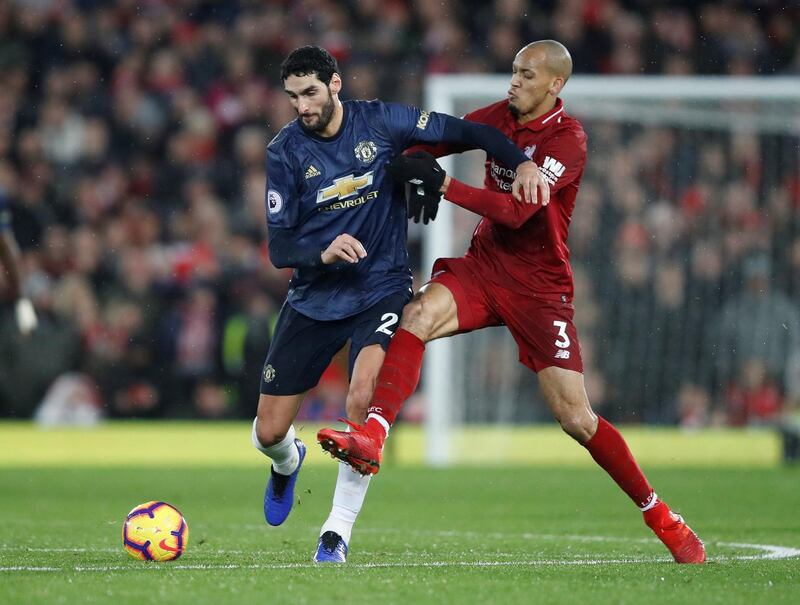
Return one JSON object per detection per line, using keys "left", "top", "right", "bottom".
{"left": 388, "top": 152, "right": 541, "bottom": 229}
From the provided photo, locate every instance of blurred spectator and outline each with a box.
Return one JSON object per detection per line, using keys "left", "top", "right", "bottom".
{"left": 710, "top": 254, "right": 800, "bottom": 390}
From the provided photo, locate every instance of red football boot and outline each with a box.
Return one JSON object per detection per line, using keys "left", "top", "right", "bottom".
{"left": 643, "top": 501, "right": 706, "bottom": 564}
{"left": 317, "top": 419, "right": 383, "bottom": 476}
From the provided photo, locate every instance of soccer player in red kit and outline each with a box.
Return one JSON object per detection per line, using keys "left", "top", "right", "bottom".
{"left": 318, "top": 40, "right": 706, "bottom": 564}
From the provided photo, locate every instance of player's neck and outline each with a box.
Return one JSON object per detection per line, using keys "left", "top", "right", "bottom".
{"left": 318, "top": 98, "right": 345, "bottom": 138}
{"left": 516, "top": 96, "right": 557, "bottom": 125}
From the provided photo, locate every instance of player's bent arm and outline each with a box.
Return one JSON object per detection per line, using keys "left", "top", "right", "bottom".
{"left": 268, "top": 228, "right": 367, "bottom": 269}
{"left": 267, "top": 226, "right": 324, "bottom": 269}
{"left": 442, "top": 177, "right": 540, "bottom": 229}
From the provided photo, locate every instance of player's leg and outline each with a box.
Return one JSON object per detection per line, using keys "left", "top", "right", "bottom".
{"left": 537, "top": 366, "right": 705, "bottom": 563}
{"left": 253, "top": 392, "right": 308, "bottom": 526}
{"left": 315, "top": 291, "right": 410, "bottom": 562}
{"left": 537, "top": 366, "right": 654, "bottom": 505}
{"left": 315, "top": 344, "right": 384, "bottom": 563}
{"left": 253, "top": 303, "right": 348, "bottom": 526}
{"left": 318, "top": 258, "right": 500, "bottom": 474}
{"left": 502, "top": 294, "right": 704, "bottom": 563}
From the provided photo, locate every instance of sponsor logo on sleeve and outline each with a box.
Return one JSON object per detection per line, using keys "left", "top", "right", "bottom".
{"left": 267, "top": 190, "right": 283, "bottom": 214}
{"left": 539, "top": 155, "right": 566, "bottom": 186}
{"left": 415, "top": 110, "right": 430, "bottom": 130}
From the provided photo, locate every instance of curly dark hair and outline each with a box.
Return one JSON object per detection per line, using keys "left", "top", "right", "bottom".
{"left": 280, "top": 46, "right": 339, "bottom": 84}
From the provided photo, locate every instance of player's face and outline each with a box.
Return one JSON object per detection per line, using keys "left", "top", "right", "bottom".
{"left": 284, "top": 73, "right": 336, "bottom": 133}
{"left": 507, "top": 48, "right": 559, "bottom": 121}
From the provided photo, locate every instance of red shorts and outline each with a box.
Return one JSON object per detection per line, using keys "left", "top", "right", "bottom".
{"left": 429, "top": 256, "right": 583, "bottom": 374}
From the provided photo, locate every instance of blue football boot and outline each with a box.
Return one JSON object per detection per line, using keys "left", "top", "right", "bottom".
{"left": 313, "top": 531, "right": 348, "bottom": 563}
{"left": 264, "top": 439, "right": 306, "bottom": 526}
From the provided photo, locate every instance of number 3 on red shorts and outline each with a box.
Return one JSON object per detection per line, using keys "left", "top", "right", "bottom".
{"left": 553, "top": 320, "right": 571, "bottom": 348}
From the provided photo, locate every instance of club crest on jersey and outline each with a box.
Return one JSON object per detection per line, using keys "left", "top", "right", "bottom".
{"left": 263, "top": 364, "right": 276, "bottom": 383}
{"left": 354, "top": 140, "right": 378, "bottom": 165}
{"left": 316, "top": 172, "right": 374, "bottom": 204}
{"left": 267, "top": 190, "right": 283, "bottom": 214}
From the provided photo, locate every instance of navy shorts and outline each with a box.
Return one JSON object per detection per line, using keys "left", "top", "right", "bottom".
{"left": 260, "top": 290, "right": 411, "bottom": 396}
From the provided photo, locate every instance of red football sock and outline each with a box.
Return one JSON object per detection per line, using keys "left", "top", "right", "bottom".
{"left": 365, "top": 329, "right": 425, "bottom": 438}
{"left": 583, "top": 416, "right": 655, "bottom": 509}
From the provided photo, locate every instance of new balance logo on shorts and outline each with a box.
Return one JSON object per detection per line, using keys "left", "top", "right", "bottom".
{"left": 555, "top": 349, "right": 570, "bottom": 360}
{"left": 539, "top": 156, "right": 566, "bottom": 186}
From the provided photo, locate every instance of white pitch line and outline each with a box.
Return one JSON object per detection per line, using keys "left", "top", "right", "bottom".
{"left": 1, "top": 540, "right": 798, "bottom": 573}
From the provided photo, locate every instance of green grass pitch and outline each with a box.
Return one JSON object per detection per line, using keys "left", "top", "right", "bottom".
{"left": 1, "top": 422, "right": 798, "bottom": 604}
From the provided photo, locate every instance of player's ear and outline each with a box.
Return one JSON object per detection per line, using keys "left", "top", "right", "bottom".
{"left": 549, "top": 76, "right": 565, "bottom": 97}
{"left": 329, "top": 73, "right": 342, "bottom": 96}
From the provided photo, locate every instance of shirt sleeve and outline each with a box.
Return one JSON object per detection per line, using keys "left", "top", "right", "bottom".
{"left": 265, "top": 143, "right": 301, "bottom": 230}
{"left": 380, "top": 102, "right": 448, "bottom": 149}
{"left": 533, "top": 128, "right": 587, "bottom": 194}
{"left": 403, "top": 107, "right": 489, "bottom": 158}
{"left": 380, "top": 103, "right": 528, "bottom": 168}
{"left": 444, "top": 179, "right": 542, "bottom": 229}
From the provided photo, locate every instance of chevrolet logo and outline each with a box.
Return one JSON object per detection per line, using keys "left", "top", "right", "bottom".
{"left": 316, "top": 172, "right": 374, "bottom": 204}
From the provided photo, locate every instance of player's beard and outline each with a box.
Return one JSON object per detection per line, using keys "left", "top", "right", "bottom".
{"left": 299, "top": 88, "right": 336, "bottom": 134}
{"left": 508, "top": 101, "right": 521, "bottom": 119}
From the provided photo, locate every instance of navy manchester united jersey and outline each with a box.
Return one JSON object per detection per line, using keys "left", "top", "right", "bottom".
{"left": 266, "top": 100, "right": 448, "bottom": 320}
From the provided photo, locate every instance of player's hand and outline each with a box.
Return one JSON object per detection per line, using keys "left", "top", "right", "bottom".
{"left": 321, "top": 233, "right": 367, "bottom": 264}
{"left": 405, "top": 183, "right": 442, "bottom": 224}
{"left": 15, "top": 297, "right": 38, "bottom": 335}
{"left": 511, "top": 160, "right": 550, "bottom": 205}
{"left": 386, "top": 151, "right": 446, "bottom": 193}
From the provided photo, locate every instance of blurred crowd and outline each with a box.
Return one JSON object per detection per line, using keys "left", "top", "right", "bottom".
{"left": 0, "top": 0, "right": 798, "bottom": 426}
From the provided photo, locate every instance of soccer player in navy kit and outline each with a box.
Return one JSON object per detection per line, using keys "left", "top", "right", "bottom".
{"left": 319, "top": 41, "right": 705, "bottom": 564}
{"left": 252, "top": 46, "right": 547, "bottom": 563}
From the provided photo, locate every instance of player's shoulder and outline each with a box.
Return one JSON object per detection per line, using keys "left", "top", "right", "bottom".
{"left": 556, "top": 106, "right": 587, "bottom": 141}
{"left": 544, "top": 107, "right": 587, "bottom": 152}
{"left": 347, "top": 98, "right": 390, "bottom": 117}
{"left": 267, "top": 120, "right": 302, "bottom": 153}
{"left": 463, "top": 99, "right": 509, "bottom": 124}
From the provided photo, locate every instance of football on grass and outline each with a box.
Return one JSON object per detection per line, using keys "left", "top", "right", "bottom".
{"left": 123, "top": 501, "right": 189, "bottom": 561}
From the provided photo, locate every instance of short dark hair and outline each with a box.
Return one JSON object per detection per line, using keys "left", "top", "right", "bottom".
{"left": 280, "top": 46, "right": 339, "bottom": 85}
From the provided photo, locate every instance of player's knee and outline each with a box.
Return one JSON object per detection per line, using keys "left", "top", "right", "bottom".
{"left": 557, "top": 412, "right": 595, "bottom": 443}
{"left": 255, "top": 419, "right": 287, "bottom": 448}
{"left": 401, "top": 296, "right": 437, "bottom": 340}
{"left": 345, "top": 384, "right": 373, "bottom": 423}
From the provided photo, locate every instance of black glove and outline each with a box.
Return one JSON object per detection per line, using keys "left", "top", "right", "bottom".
{"left": 386, "top": 151, "right": 446, "bottom": 193}
{"left": 405, "top": 182, "right": 442, "bottom": 224}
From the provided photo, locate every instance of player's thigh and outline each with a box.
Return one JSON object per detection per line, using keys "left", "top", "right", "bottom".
{"left": 500, "top": 295, "right": 584, "bottom": 375}
{"left": 346, "top": 291, "right": 410, "bottom": 419}
{"left": 255, "top": 392, "right": 306, "bottom": 446}
{"left": 348, "top": 290, "right": 410, "bottom": 373}
{"left": 420, "top": 257, "right": 501, "bottom": 340}
{"left": 260, "top": 301, "right": 349, "bottom": 397}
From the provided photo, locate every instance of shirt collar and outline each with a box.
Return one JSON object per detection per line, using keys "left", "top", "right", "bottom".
{"left": 512, "top": 97, "right": 565, "bottom": 132}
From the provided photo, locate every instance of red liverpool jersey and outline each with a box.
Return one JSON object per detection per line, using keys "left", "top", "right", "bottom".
{"left": 454, "top": 98, "right": 587, "bottom": 299}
